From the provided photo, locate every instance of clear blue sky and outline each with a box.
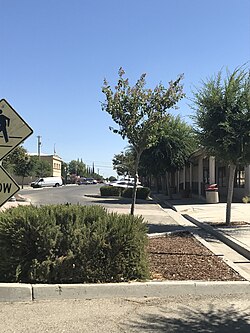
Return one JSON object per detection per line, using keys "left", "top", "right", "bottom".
{"left": 1, "top": 0, "right": 249, "bottom": 178}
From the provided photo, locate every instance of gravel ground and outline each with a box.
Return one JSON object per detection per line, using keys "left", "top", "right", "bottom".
{"left": 147, "top": 233, "right": 244, "bottom": 281}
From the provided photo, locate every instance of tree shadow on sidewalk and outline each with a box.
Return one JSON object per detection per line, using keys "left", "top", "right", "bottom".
{"left": 85, "top": 195, "right": 156, "bottom": 205}
{"left": 126, "top": 304, "right": 250, "bottom": 332}
{"left": 146, "top": 223, "right": 185, "bottom": 234}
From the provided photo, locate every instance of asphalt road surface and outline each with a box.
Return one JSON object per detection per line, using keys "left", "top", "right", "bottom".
{"left": 0, "top": 294, "right": 250, "bottom": 333}
{"left": 20, "top": 184, "right": 103, "bottom": 206}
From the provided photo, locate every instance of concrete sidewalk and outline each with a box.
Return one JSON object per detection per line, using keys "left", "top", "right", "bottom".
{"left": 0, "top": 194, "right": 31, "bottom": 212}
{"left": 156, "top": 195, "right": 250, "bottom": 256}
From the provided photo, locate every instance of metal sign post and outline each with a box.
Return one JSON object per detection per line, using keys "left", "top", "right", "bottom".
{"left": 0, "top": 99, "right": 33, "bottom": 207}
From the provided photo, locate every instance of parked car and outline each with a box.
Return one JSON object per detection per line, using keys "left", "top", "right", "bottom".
{"left": 109, "top": 180, "right": 143, "bottom": 188}
{"left": 77, "top": 178, "right": 98, "bottom": 185}
{"left": 31, "top": 177, "right": 63, "bottom": 188}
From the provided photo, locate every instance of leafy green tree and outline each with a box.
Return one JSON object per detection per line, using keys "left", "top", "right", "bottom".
{"left": 14, "top": 157, "right": 34, "bottom": 188}
{"left": 2, "top": 146, "right": 34, "bottom": 188}
{"left": 147, "top": 116, "right": 196, "bottom": 172}
{"left": 102, "top": 68, "right": 185, "bottom": 214}
{"left": 140, "top": 115, "right": 197, "bottom": 194}
{"left": 30, "top": 156, "right": 52, "bottom": 178}
{"left": 61, "top": 161, "right": 68, "bottom": 184}
{"left": 68, "top": 159, "right": 86, "bottom": 176}
{"left": 2, "top": 146, "right": 27, "bottom": 174}
{"left": 68, "top": 160, "right": 77, "bottom": 175}
{"left": 192, "top": 66, "right": 250, "bottom": 225}
{"left": 109, "top": 176, "right": 117, "bottom": 182}
{"left": 113, "top": 148, "right": 135, "bottom": 177}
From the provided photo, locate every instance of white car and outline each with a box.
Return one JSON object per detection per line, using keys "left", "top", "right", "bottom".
{"left": 109, "top": 180, "right": 143, "bottom": 188}
{"left": 31, "top": 177, "right": 63, "bottom": 188}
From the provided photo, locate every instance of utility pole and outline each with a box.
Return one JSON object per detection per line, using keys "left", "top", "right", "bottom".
{"left": 37, "top": 135, "right": 42, "bottom": 159}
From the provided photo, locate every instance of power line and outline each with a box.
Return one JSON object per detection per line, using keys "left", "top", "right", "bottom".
{"left": 72, "top": 159, "right": 113, "bottom": 165}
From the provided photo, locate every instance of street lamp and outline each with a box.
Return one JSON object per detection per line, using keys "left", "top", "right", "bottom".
{"left": 64, "top": 166, "right": 68, "bottom": 185}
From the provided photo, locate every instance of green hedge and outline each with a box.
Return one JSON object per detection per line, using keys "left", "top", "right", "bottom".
{"left": 0, "top": 205, "right": 149, "bottom": 283}
{"left": 100, "top": 186, "right": 151, "bottom": 200}
{"left": 122, "top": 187, "right": 151, "bottom": 200}
{"left": 100, "top": 185, "right": 121, "bottom": 196}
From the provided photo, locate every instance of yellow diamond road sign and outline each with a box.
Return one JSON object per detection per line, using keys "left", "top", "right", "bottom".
{"left": 0, "top": 99, "right": 33, "bottom": 160}
{"left": 0, "top": 166, "right": 20, "bottom": 206}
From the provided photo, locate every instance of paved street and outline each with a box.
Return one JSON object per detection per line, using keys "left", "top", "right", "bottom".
{"left": 0, "top": 294, "right": 250, "bottom": 333}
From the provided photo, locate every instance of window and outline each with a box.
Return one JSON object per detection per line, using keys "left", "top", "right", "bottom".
{"left": 235, "top": 167, "right": 245, "bottom": 188}
{"left": 53, "top": 162, "right": 61, "bottom": 169}
{"left": 218, "top": 167, "right": 226, "bottom": 187}
{"left": 203, "top": 167, "right": 209, "bottom": 184}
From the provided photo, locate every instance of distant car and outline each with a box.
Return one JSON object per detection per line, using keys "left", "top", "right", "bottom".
{"left": 109, "top": 180, "right": 143, "bottom": 188}
{"left": 77, "top": 178, "right": 97, "bottom": 185}
{"left": 78, "top": 180, "right": 91, "bottom": 185}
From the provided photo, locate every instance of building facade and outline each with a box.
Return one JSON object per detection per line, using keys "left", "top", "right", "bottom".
{"left": 174, "top": 150, "right": 250, "bottom": 201}
{"left": 149, "top": 149, "right": 250, "bottom": 202}
{"left": 38, "top": 154, "right": 62, "bottom": 177}
{"left": 13, "top": 153, "right": 62, "bottom": 185}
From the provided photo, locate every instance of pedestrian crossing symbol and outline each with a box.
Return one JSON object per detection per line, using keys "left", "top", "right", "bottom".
{"left": 0, "top": 99, "right": 33, "bottom": 160}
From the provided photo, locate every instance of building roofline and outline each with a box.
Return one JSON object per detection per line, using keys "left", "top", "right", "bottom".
{"left": 28, "top": 153, "right": 62, "bottom": 160}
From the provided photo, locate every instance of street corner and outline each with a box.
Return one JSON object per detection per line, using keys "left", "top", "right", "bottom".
{"left": 0, "top": 199, "right": 31, "bottom": 212}
{"left": 15, "top": 193, "right": 31, "bottom": 202}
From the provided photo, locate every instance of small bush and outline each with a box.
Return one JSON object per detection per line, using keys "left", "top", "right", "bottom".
{"left": 122, "top": 187, "right": 151, "bottom": 200}
{"left": 100, "top": 185, "right": 121, "bottom": 197}
{"left": 0, "top": 204, "right": 149, "bottom": 283}
{"left": 242, "top": 196, "right": 250, "bottom": 203}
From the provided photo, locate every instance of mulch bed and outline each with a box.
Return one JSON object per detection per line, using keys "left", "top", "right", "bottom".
{"left": 147, "top": 233, "right": 245, "bottom": 281}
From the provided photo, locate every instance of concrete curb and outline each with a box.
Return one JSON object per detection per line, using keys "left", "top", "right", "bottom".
{"left": 1, "top": 281, "right": 250, "bottom": 302}
{"left": 32, "top": 281, "right": 250, "bottom": 301}
{"left": 183, "top": 214, "right": 250, "bottom": 261}
{"left": 0, "top": 283, "right": 32, "bottom": 302}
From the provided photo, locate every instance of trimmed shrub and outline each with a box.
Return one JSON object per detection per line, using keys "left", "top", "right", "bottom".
{"left": 100, "top": 185, "right": 121, "bottom": 197}
{"left": 242, "top": 196, "right": 250, "bottom": 203}
{"left": 0, "top": 204, "right": 149, "bottom": 283}
{"left": 122, "top": 187, "right": 151, "bottom": 200}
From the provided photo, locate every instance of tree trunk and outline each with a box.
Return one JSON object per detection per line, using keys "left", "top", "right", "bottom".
{"left": 166, "top": 172, "right": 170, "bottom": 197}
{"left": 130, "top": 153, "right": 141, "bottom": 215}
{"left": 161, "top": 174, "right": 166, "bottom": 193}
{"left": 155, "top": 175, "right": 159, "bottom": 193}
{"left": 226, "top": 164, "right": 236, "bottom": 225}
